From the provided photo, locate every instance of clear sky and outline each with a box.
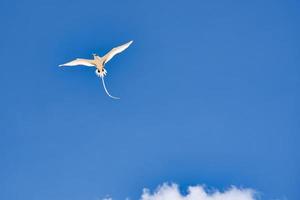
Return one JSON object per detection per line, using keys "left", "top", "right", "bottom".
{"left": 0, "top": 0, "right": 299, "bottom": 200}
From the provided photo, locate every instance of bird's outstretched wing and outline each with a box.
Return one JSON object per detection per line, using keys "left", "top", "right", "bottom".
{"left": 59, "top": 59, "right": 95, "bottom": 67}
{"left": 103, "top": 40, "right": 133, "bottom": 64}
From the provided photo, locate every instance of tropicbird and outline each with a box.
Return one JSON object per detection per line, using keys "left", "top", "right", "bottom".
{"left": 59, "top": 40, "right": 133, "bottom": 99}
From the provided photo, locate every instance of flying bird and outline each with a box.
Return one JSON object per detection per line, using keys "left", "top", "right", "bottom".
{"left": 59, "top": 40, "right": 133, "bottom": 99}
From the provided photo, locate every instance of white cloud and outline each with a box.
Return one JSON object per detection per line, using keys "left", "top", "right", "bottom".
{"left": 102, "top": 198, "right": 113, "bottom": 200}
{"left": 141, "top": 183, "right": 257, "bottom": 200}
{"left": 103, "top": 183, "right": 257, "bottom": 200}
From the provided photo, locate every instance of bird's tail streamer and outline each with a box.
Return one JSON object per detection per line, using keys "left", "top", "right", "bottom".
{"left": 100, "top": 76, "right": 120, "bottom": 99}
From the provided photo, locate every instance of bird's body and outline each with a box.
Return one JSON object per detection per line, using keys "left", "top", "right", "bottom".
{"left": 59, "top": 40, "right": 133, "bottom": 99}
{"left": 92, "top": 56, "right": 106, "bottom": 76}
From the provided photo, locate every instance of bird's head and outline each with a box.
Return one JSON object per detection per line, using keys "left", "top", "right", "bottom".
{"left": 92, "top": 53, "right": 97, "bottom": 58}
{"left": 95, "top": 68, "right": 107, "bottom": 78}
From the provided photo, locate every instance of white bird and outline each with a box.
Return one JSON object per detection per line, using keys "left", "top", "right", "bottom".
{"left": 59, "top": 40, "right": 133, "bottom": 99}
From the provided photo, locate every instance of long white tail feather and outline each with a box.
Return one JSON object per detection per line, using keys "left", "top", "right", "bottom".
{"left": 101, "top": 76, "right": 120, "bottom": 99}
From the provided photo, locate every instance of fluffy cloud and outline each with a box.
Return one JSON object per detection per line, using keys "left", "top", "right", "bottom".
{"left": 141, "top": 183, "right": 256, "bottom": 200}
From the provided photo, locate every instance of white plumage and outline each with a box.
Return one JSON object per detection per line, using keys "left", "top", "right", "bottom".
{"left": 104, "top": 40, "right": 133, "bottom": 64}
{"left": 59, "top": 40, "right": 133, "bottom": 99}
{"left": 59, "top": 59, "right": 95, "bottom": 67}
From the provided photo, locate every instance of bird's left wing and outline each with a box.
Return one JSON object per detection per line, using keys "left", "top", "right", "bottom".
{"left": 103, "top": 40, "right": 133, "bottom": 64}
{"left": 59, "top": 58, "right": 95, "bottom": 67}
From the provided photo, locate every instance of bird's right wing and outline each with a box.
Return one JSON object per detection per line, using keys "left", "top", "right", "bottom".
{"left": 103, "top": 40, "right": 133, "bottom": 64}
{"left": 59, "top": 59, "right": 95, "bottom": 67}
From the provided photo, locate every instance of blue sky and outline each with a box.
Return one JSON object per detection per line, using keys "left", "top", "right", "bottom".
{"left": 0, "top": 0, "right": 299, "bottom": 200}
